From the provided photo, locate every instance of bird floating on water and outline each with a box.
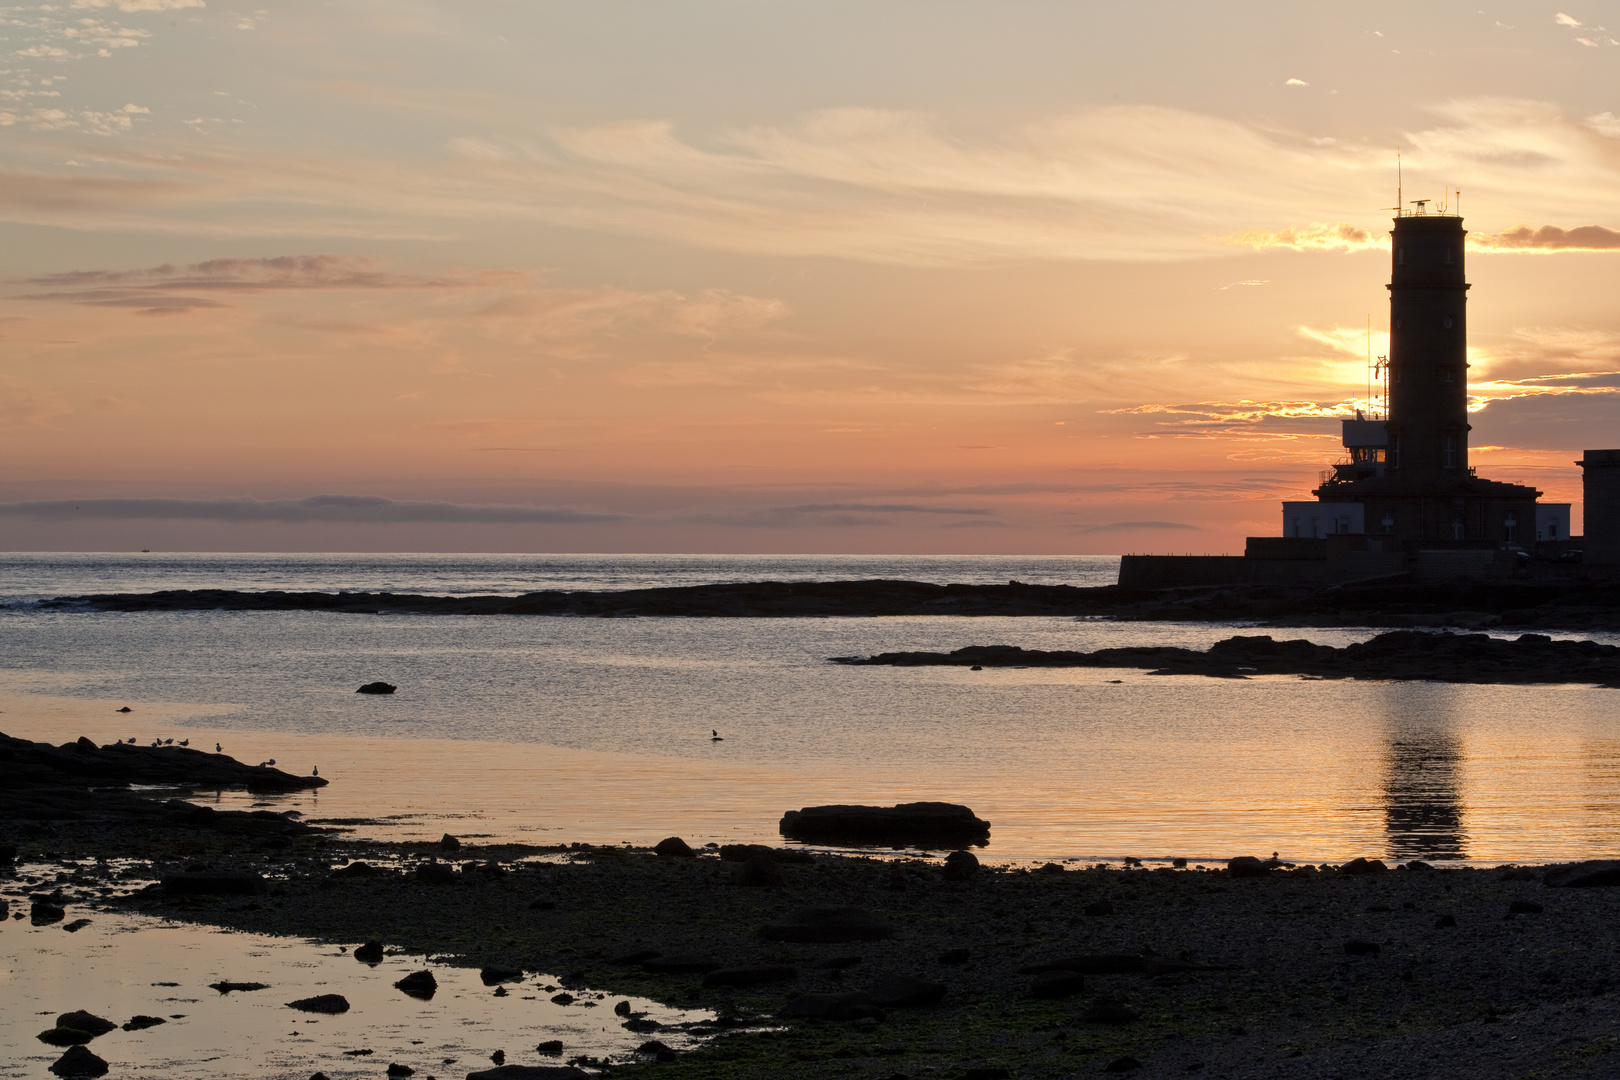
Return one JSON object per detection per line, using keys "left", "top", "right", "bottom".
{"left": 711, "top": 729, "right": 723, "bottom": 741}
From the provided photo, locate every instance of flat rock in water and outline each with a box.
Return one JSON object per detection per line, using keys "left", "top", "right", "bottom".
{"left": 480, "top": 964, "right": 524, "bottom": 984}
{"left": 38, "top": 1027, "right": 95, "bottom": 1047}
{"left": 48, "top": 1045, "right": 107, "bottom": 1078}
{"left": 760, "top": 905, "right": 892, "bottom": 943}
{"left": 210, "top": 981, "right": 268, "bottom": 993}
{"left": 354, "top": 940, "right": 384, "bottom": 963}
{"left": 868, "top": 975, "right": 947, "bottom": 1008}
{"left": 122, "top": 1016, "right": 166, "bottom": 1031}
{"left": 779, "top": 802, "right": 990, "bottom": 847}
{"left": 395, "top": 970, "right": 438, "bottom": 998}
{"left": 56, "top": 1012, "right": 117, "bottom": 1038}
{"left": 464, "top": 1067, "right": 589, "bottom": 1079}
{"left": 1544, "top": 860, "right": 1620, "bottom": 887}
{"left": 702, "top": 965, "right": 798, "bottom": 988}
{"left": 287, "top": 994, "right": 350, "bottom": 1013}
{"left": 779, "top": 991, "right": 884, "bottom": 1020}
{"left": 31, "top": 900, "right": 66, "bottom": 925}
{"left": 356, "top": 681, "right": 396, "bottom": 694}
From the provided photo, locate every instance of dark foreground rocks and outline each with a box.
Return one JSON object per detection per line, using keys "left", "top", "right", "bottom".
{"left": 779, "top": 802, "right": 991, "bottom": 847}
{"left": 0, "top": 731, "right": 328, "bottom": 842}
{"left": 98, "top": 838, "right": 1620, "bottom": 1080}
{"left": 836, "top": 629, "right": 1620, "bottom": 685}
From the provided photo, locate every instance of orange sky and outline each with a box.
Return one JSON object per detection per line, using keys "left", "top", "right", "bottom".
{"left": 2, "top": 2, "right": 1617, "bottom": 553}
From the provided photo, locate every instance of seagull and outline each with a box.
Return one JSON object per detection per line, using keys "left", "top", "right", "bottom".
{"left": 711, "top": 729, "right": 723, "bottom": 741}
{"left": 215, "top": 743, "right": 222, "bottom": 753}
{"left": 164, "top": 738, "right": 173, "bottom": 745}
{"left": 312, "top": 765, "right": 318, "bottom": 776}
{"left": 266, "top": 758, "right": 276, "bottom": 766}
{"left": 178, "top": 739, "right": 189, "bottom": 747}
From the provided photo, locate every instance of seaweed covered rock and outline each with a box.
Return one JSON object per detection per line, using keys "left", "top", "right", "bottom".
{"left": 779, "top": 802, "right": 990, "bottom": 847}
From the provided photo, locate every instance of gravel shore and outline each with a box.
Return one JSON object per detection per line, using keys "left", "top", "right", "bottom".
{"left": 46, "top": 833, "right": 1620, "bottom": 1080}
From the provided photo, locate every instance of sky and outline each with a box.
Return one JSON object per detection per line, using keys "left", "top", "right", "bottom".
{"left": 2, "top": 1, "right": 1617, "bottom": 554}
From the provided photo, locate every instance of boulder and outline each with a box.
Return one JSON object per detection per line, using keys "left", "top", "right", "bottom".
{"left": 779, "top": 802, "right": 990, "bottom": 847}
{"left": 1544, "top": 860, "right": 1620, "bottom": 887}
{"left": 122, "top": 1016, "right": 166, "bottom": 1031}
{"left": 160, "top": 871, "right": 267, "bottom": 895}
{"left": 354, "top": 940, "right": 384, "bottom": 963}
{"left": 38, "top": 1027, "right": 95, "bottom": 1047}
{"left": 730, "top": 854, "right": 784, "bottom": 887}
{"left": 868, "top": 975, "right": 947, "bottom": 1008}
{"left": 702, "top": 965, "right": 798, "bottom": 988}
{"left": 330, "top": 861, "right": 380, "bottom": 879}
{"left": 63, "top": 919, "right": 92, "bottom": 933}
{"left": 464, "top": 1068, "right": 588, "bottom": 1080}
{"left": 1227, "top": 856, "right": 1268, "bottom": 878}
{"left": 480, "top": 964, "right": 524, "bottom": 985}
{"left": 48, "top": 1045, "right": 108, "bottom": 1078}
{"left": 1339, "top": 857, "right": 1388, "bottom": 875}
{"left": 637, "top": 1040, "right": 678, "bottom": 1062}
{"left": 386, "top": 1066, "right": 414, "bottom": 1077}
{"left": 287, "top": 994, "right": 350, "bottom": 1013}
{"left": 439, "top": 833, "right": 461, "bottom": 850}
{"left": 1029, "top": 971, "right": 1087, "bottom": 999}
{"left": 943, "top": 849, "right": 979, "bottom": 881}
{"left": 415, "top": 861, "right": 458, "bottom": 885}
{"left": 357, "top": 681, "right": 396, "bottom": 694}
{"left": 779, "top": 991, "right": 884, "bottom": 1020}
{"left": 56, "top": 1012, "right": 116, "bottom": 1038}
{"left": 31, "top": 900, "right": 66, "bottom": 925}
{"left": 760, "top": 906, "right": 893, "bottom": 943}
{"left": 653, "top": 836, "right": 696, "bottom": 858}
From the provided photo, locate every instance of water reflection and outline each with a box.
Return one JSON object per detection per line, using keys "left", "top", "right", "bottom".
{"left": 1382, "top": 689, "right": 1466, "bottom": 860}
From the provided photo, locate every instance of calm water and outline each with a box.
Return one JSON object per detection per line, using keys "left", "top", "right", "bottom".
{"left": 2, "top": 553, "right": 1620, "bottom": 866}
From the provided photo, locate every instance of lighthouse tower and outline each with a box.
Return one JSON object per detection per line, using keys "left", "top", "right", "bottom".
{"left": 1385, "top": 212, "right": 1471, "bottom": 479}
{"left": 1298, "top": 204, "right": 1542, "bottom": 545}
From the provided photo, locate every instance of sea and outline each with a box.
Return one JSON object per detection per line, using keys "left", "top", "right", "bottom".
{"left": 4, "top": 551, "right": 1620, "bottom": 867}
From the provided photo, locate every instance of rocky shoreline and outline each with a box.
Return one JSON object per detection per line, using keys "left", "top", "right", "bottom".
{"left": 834, "top": 629, "right": 1620, "bottom": 686}
{"left": 32, "top": 577, "right": 1620, "bottom": 632}
{"left": 4, "top": 733, "right": 1620, "bottom": 1078}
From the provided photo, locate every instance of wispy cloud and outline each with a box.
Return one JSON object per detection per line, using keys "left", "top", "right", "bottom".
{"left": 1471, "top": 224, "right": 1620, "bottom": 251}
{"left": 0, "top": 495, "right": 619, "bottom": 524}
{"left": 5, "top": 97, "right": 1618, "bottom": 265}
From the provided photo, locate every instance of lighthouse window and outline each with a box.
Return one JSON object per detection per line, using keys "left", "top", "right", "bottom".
{"left": 1397, "top": 248, "right": 1405, "bottom": 265}
{"left": 1504, "top": 513, "right": 1518, "bottom": 542}
{"left": 1443, "top": 367, "right": 1454, "bottom": 383}
{"left": 1394, "top": 318, "right": 1403, "bottom": 330}
{"left": 1442, "top": 435, "right": 1457, "bottom": 469}
{"left": 1443, "top": 316, "right": 1454, "bottom": 329}
{"left": 1444, "top": 246, "right": 1454, "bottom": 265}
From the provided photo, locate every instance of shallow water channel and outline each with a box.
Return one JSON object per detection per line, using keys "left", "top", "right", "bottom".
{"left": 1, "top": 863, "right": 709, "bottom": 1080}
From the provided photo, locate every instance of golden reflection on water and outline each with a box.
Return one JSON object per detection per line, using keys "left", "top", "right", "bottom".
{"left": 5, "top": 678, "right": 1620, "bottom": 867}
